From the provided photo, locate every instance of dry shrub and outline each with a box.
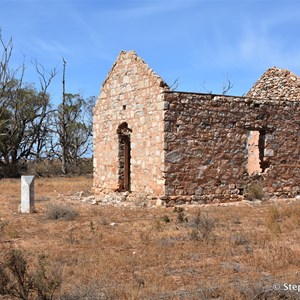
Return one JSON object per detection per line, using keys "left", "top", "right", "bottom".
{"left": 281, "top": 202, "right": 300, "bottom": 228}
{"left": 245, "top": 182, "right": 264, "bottom": 200}
{"left": 189, "top": 210, "right": 216, "bottom": 242}
{"left": 248, "top": 230, "right": 271, "bottom": 249}
{"left": 266, "top": 206, "right": 281, "bottom": 234}
{"left": 139, "top": 227, "right": 152, "bottom": 245}
{"left": 0, "top": 249, "right": 62, "bottom": 300}
{"left": 6, "top": 225, "right": 20, "bottom": 239}
{"left": 33, "top": 254, "right": 63, "bottom": 300}
{"left": 59, "top": 282, "right": 114, "bottom": 300}
{"left": 173, "top": 207, "right": 188, "bottom": 223}
{"left": 251, "top": 243, "right": 300, "bottom": 273}
{"left": 230, "top": 232, "right": 253, "bottom": 254}
{"left": 230, "top": 232, "right": 249, "bottom": 246}
{"left": 27, "top": 158, "right": 93, "bottom": 177}
{"left": 0, "top": 221, "right": 8, "bottom": 241}
{"left": 157, "top": 237, "right": 175, "bottom": 248}
{"left": 46, "top": 204, "right": 79, "bottom": 221}
{"left": 161, "top": 214, "right": 171, "bottom": 223}
{"left": 271, "top": 245, "right": 300, "bottom": 268}
{"left": 154, "top": 219, "right": 163, "bottom": 232}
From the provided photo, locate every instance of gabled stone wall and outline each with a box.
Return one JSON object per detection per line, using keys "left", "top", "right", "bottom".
{"left": 93, "top": 51, "right": 168, "bottom": 198}
{"left": 247, "top": 67, "right": 300, "bottom": 100}
{"left": 163, "top": 91, "right": 300, "bottom": 204}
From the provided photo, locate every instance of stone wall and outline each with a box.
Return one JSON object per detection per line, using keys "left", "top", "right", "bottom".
{"left": 247, "top": 67, "right": 300, "bottom": 100}
{"left": 93, "top": 51, "right": 168, "bottom": 198}
{"left": 163, "top": 91, "right": 300, "bottom": 204}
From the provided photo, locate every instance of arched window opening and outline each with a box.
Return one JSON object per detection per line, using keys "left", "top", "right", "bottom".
{"left": 117, "top": 123, "right": 132, "bottom": 191}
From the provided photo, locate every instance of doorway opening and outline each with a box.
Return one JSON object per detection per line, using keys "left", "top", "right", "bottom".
{"left": 117, "top": 123, "right": 132, "bottom": 191}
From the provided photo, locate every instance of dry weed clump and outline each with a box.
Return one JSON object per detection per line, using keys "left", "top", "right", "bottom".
{"left": 59, "top": 281, "right": 115, "bottom": 300}
{"left": 173, "top": 206, "right": 188, "bottom": 223}
{"left": 263, "top": 202, "right": 300, "bottom": 234}
{"left": 0, "top": 221, "right": 8, "bottom": 240}
{"left": 265, "top": 205, "right": 281, "bottom": 234}
{"left": 230, "top": 231, "right": 249, "bottom": 246}
{"left": 280, "top": 202, "right": 300, "bottom": 230}
{"left": 189, "top": 209, "right": 216, "bottom": 242}
{"left": 245, "top": 182, "right": 264, "bottom": 200}
{"left": 46, "top": 204, "right": 79, "bottom": 221}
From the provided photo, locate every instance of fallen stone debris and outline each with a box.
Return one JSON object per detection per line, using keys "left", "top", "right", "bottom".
{"left": 64, "top": 190, "right": 300, "bottom": 209}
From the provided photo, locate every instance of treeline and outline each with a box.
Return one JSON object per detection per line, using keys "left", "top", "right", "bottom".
{"left": 0, "top": 31, "right": 95, "bottom": 177}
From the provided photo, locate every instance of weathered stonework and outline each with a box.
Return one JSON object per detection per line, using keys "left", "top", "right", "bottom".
{"left": 93, "top": 51, "right": 168, "bottom": 199}
{"left": 247, "top": 67, "right": 300, "bottom": 100}
{"left": 93, "top": 51, "right": 300, "bottom": 204}
{"left": 163, "top": 92, "right": 300, "bottom": 203}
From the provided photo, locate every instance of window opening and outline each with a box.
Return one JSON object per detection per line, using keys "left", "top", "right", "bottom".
{"left": 247, "top": 130, "right": 269, "bottom": 175}
{"left": 117, "top": 123, "right": 131, "bottom": 191}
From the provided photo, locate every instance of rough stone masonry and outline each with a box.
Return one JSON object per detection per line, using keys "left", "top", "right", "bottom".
{"left": 93, "top": 51, "right": 300, "bottom": 204}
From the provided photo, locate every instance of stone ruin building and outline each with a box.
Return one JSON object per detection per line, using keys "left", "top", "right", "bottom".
{"left": 93, "top": 50, "right": 300, "bottom": 205}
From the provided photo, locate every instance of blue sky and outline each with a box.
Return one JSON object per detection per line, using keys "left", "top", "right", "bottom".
{"left": 1, "top": 0, "right": 300, "bottom": 102}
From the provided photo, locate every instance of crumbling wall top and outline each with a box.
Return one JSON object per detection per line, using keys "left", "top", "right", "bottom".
{"left": 247, "top": 67, "right": 300, "bottom": 100}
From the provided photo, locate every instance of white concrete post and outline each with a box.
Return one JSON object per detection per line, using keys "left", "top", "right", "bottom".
{"left": 21, "top": 176, "right": 35, "bottom": 213}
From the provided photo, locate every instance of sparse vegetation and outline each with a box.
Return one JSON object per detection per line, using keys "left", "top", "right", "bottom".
{"left": 245, "top": 182, "right": 264, "bottom": 200}
{"left": 230, "top": 231, "right": 249, "bottom": 246}
{"left": 161, "top": 214, "right": 171, "bottom": 223}
{"left": 173, "top": 206, "right": 188, "bottom": 223}
{"left": 189, "top": 210, "right": 216, "bottom": 242}
{"left": 1, "top": 177, "right": 300, "bottom": 299}
{"left": 46, "top": 204, "right": 79, "bottom": 221}
{"left": 266, "top": 205, "right": 282, "bottom": 234}
{"left": 0, "top": 249, "right": 62, "bottom": 300}
{"left": 59, "top": 282, "right": 112, "bottom": 300}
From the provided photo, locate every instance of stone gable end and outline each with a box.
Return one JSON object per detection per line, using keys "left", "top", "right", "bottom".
{"left": 93, "top": 51, "right": 168, "bottom": 198}
{"left": 247, "top": 67, "right": 300, "bottom": 100}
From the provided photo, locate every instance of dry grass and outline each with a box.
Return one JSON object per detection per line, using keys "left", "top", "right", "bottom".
{"left": 1, "top": 177, "right": 300, "bottom": 299}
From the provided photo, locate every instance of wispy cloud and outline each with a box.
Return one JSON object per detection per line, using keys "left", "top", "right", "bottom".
{"left": 186, "top": 1, "right": 300, "bottom": 72}
{"left": 110, "top": 0, "right": 197, "bottom": 19}
{"left": 33, "top": 38, "right": 70, "bottom": 58}
{"left": 238, "top": 14, "right": 300, "bottom": 70}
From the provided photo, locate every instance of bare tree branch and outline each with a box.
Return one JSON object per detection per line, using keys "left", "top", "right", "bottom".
{"left": 222, "top": 75, "right": 233, "bottom": 95}
{"left": 170, "top": 77, "right": 179, "bottom": 91}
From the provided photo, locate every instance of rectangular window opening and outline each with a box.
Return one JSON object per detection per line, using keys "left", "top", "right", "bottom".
{"left": 247, "top": 130, "right": 270, "bottom": 175}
